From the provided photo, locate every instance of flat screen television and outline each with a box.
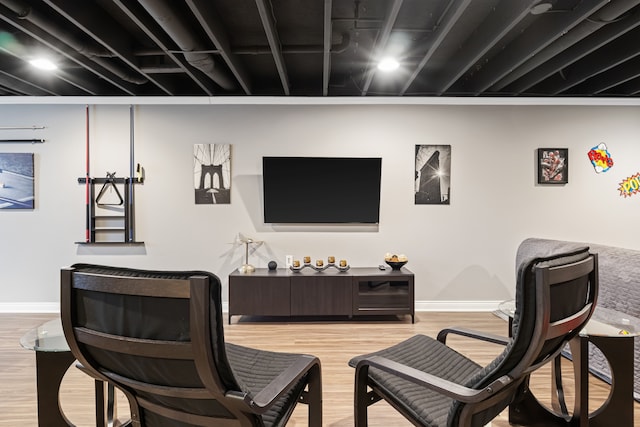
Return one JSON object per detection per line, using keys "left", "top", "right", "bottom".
{"left": 263, "top": 157, "right": 382, "bottom": 224}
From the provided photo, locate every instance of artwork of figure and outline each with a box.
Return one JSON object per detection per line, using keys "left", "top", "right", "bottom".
{"left": 194, "top": 144, "right": 231, "bottom": 204}
{"left": 0, "top": 153, "right": 34, "bottom": 209}
{"left": 415, "top": 145, "right": 451, "bottom": 204}
{"left": 538, "top": 148, "right": 568, "bottom": 184}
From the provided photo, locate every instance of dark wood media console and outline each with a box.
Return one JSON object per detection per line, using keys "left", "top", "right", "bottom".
{"left": 228, "top": 267, "right": 414, "bottom": 323}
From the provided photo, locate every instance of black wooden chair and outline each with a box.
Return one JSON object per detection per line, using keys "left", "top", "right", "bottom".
{"left": 61, "top": 264, "right": 322, "bottom": 427}
{"left": 349, "top": 246, "right": 598, "bottom": 427}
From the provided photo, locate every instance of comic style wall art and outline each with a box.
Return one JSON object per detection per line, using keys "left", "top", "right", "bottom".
{"left": 619, "top": 173, "right": 640, "bottom": 198}
{"left": 537, "top": 148, "right": 568, "bottom": 184}
{"left": 588, "top": 143, "right": 614, "bottom": 173}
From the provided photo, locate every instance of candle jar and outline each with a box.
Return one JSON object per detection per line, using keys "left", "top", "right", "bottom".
{"left": 316, "top": 259, "right": 324, "bottom": 267}
{"left": 303, "top": 256, "right": 311, "bottom": 264}
{"left": 339, "top": 259, "right": 347, "bottom": 267}
{"left": 328, "top": 256, "right": 335, "bottom": 264}
{"left": 293, "top": 260, "right": 300, "bottom": 268}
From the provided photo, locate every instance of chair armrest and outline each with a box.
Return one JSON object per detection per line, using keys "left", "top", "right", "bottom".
{"left": 437, "top": 326, "right": 510, "bottom": 346}
{"left": 356, "top": 355, "right": 511, "bottom": 403}
{"left": 241, "top": 355, "right": 321, "bottom": 413}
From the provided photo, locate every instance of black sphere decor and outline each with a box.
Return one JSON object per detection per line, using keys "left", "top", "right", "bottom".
{"left": 268, "top": 260, "right": 277, "bottom": 271}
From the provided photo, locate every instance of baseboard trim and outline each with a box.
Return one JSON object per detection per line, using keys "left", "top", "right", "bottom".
{"left": 415, "top": 300, "right": 504, "bottom": 312}
{"left": 0, "top": 301, "right": 504, "bottom": 314}
{"left": 0, "top": 302, "right": 60, "bottom": 313}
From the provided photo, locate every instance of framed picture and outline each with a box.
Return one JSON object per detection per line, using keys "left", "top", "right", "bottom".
{"left": 0, "top": 153, "right": 34, "bottom": 209}
{"left": 193, "top": 143, "right": 231, "bottom": 204}
{"left": 537, "top": 148, "right": 568, "bottom": 184}
{"left": 415, "top": 144, "right": 451, "bottom": 204}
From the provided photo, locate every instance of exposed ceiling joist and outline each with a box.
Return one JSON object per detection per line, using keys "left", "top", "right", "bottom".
{"left": 361, "top": 0, "right": 403, "bottom": 96}
{"left": 537, "top": 26, "right": 640, "bottom": 94}
{"left": 0, "top": 1, "right": 132, "bottom": 95}
{"left": 0, "top": 0, "right": 639, "bottom": 98}
{"left": 42, "top": 0, "right": 173, "bottom": 95}
{"left": 322, "top": 0, "right": 332, "bottom": 96}
{"left": 111, "top": 0, "right": 215, "bottom": 95}
{"left": 0, "top": 68, "right": 56, "bottom": 95}
{"left": 400, "top": 0, "right": 472, "bottom": 95}
{"left": 491, "top": 0, "right": 640, "bottom": 93}
{"left": 185, "top": 0, "right": 252, "bottom": 94}
{"left": 255, "top": 0, "right": 290, "bottom": 95}
{"left": 572, "top": 54, "right": 640, "bottom": 94}
{"left": 430, "top": 0, "right": 541, "bottom": 95}
{"left": 466, "top": 0, "right": 612, "bottom": 95}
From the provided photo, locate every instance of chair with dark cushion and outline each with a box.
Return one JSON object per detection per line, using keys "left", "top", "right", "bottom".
{"left": 61, "top": 264, "right": 322, "bottom": 427}
{"left": 349, "top": 246, "right": 598, "bottom": 427}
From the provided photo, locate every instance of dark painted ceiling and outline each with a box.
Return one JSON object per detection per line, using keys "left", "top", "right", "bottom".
{"left": 1, "top": 0, "right": 639, "bottom": 97}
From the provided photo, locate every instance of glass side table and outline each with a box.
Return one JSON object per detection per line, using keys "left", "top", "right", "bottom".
{"left": 498, "top": 301, "right": 640, "bottom": 427}
{"left": 20, "top": 318, "right": 118, "bottom": 427}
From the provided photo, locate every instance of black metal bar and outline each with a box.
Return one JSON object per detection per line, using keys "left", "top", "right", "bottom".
{"left": 128, "top": 106, "right": 135, "bottom": 243}
{"left": 123, "top": 179, "right": 131, "bottom": 243}
{"left": 0, "top": 126, "right": 45, "bottom": 130}
{"left": 78, "top": 177, "right": 143, "bottom": 184}
{"left": 89, "top": 181, "right": 96, "bottom": 243}
{"left": 0, "top": 139, "right": 45, "bottom": 143}
{"left": 85, "top": 105, "right": 91, "bottom": 242}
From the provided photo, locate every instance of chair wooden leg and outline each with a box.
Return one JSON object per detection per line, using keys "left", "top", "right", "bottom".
{"left": 118, "top": 388, "right": 141, "bottom": 427}
{"left": 95, "top": 380, "right": 119, "bottom": 427}
{"left": 354, "top": 364, "right": 370, "bottom": 427}
{"left": 306, "top": 363, "right": 323, "bottom": 427}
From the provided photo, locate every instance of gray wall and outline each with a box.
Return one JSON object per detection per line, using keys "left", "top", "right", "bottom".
{"left": 1, "top": 100, "right": 639, "bottom": 311}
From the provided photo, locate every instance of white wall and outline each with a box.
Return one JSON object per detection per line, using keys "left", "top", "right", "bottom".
{"left": 1, "top": 101, "right": 639, "bottom": 311}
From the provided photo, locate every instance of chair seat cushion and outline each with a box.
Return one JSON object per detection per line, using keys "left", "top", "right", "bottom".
{"left": 349, "top": 334, "right": 482, "bottom": 427}
{"left": 226, "top": 343, "right": 310, "bottom": 427}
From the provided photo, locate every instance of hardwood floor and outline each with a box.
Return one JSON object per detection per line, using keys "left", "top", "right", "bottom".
{"left": 2, "top": 312, "right": 637, "bottom": 426}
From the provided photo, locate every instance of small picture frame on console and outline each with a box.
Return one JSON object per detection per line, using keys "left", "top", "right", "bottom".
{"left": 537, "top": 148, "right": 568, "bottom": 185}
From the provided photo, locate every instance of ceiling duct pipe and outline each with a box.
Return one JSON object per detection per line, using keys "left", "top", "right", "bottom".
{"left": 137, "top": 0, "right": 236, "bottom": 91}
{"left": 0, "top": 0, "right": 148, "bottom": 84}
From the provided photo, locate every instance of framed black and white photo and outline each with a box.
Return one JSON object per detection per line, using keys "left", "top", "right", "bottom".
{"left": 538, "top": 148, "right": 568, "bottom": 184}
{"left": 0, "top": 153, "right": 34, "bottom": 209}
{"left": 415, "top": 145, "right": 451, "bottom": 205}
{"left": 194, "top": 144, "right": 231, "bottom": 204}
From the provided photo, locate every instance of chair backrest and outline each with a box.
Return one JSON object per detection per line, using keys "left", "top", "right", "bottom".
{"left": 451, "top": 246, "right": 598, "bottom": 426}
{"left": 60, "top": 263, "right": 260, "bottom": 426}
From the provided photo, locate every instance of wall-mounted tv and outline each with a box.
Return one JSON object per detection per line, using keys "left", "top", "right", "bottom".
{"left": 263, "top": 157, "right": 382, "bottom": 224}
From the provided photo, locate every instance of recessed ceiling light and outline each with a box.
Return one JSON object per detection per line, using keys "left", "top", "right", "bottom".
{"left": 29, "top": 58, "right": 57, "bottom": 71}
{"left": 377, "top": 57, "right": 399, "bottom": 72}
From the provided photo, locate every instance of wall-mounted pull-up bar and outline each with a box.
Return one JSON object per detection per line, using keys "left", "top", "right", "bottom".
{"left": 0, "top": 125, "right": 46, "bottom": 143}
{"left": 0, "top": 139, "right": 45, "bottom": 143}
{"left": 0, "top": 126, "right": 45, "bottom": 130}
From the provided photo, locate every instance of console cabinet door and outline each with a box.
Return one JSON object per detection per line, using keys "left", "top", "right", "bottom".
{"left": 229, "top": 276, "right": 290, "bottom": 316}
{"left": 290, "top": 275, "right": 352, "bottom": 316}
{"left": 354, "top": 277, "right": 413, "bottom": 313}
{"left": 352, "top": 271, "right": 415, "bottom": 322}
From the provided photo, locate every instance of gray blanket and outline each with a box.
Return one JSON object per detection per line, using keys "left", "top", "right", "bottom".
{"left": 517, "top": 238, "right": 640, "bottom": 401}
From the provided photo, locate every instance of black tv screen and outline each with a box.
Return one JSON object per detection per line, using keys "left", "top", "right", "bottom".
{"left": 263, "top": 157, "right": 382, "bottom": 223}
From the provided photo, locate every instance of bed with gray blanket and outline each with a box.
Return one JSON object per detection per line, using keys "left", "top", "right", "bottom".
{"left": 516, "top": 237, "right": 640, "bottom": 401}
